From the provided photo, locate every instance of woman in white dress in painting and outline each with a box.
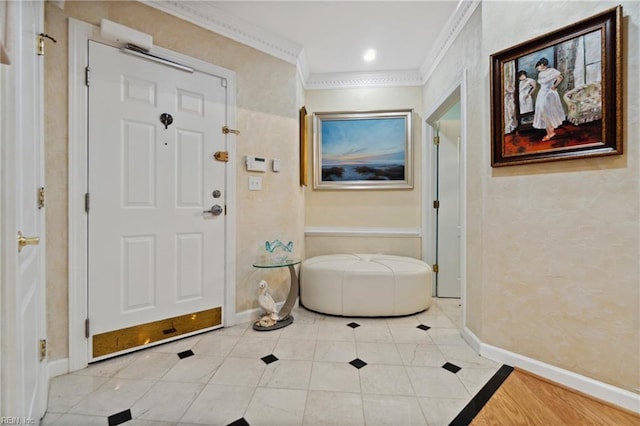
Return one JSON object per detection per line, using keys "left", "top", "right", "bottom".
{"left": 533, "top": 57, "right": 565, "bottom": 141}
{"left": 517, "top": 70, "right": 536, "bottom": 114}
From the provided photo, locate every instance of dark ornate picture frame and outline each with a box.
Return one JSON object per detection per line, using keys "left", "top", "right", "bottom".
{"left": 490, "top": 6, "right": 622, "bottom": 167}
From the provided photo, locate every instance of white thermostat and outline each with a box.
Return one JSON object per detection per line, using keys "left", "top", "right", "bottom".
{"left": 245, "top": 155, "right": 267, "bottom": 172}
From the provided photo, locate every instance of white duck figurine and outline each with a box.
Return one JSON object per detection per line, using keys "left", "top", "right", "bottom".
{"left": 257, "top": 280, "right": 279, "bottom": 321}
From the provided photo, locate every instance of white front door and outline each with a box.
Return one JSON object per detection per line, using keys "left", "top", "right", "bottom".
{"left": 0, "top": 0, "right": 48, "bottom": 419}
{"left": 87, "top": 41, "right": 227, "bottom": 360}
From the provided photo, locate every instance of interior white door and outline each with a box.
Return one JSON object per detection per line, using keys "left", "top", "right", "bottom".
{"left": 436, "top": 117, "right": 461, "bottom": 298}
{"left": 87, "top": 41, "right": 226, "bottom": 360}
{"left": 0, "top": 0, "right": 48, "bottom": 419}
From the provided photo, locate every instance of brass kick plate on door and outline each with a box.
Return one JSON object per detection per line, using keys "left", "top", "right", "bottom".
{"left": 92, "top": 306, "right": 222, "bottom": 358}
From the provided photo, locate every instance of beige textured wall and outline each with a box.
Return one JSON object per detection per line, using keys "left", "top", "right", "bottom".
{"left": 423, "top": 1, "right": 485, "bottom": 347}
{"left": 424, "top": 2, "right": 639, "bottom": 393}
{"left": 304, "top": 87, "right": 424, "bottom": 258}
{"left": 305, "top": 236, "right": 421, "bottom": 259}
{"left": 44, "top": 1, "right": 303, "bottom": 360}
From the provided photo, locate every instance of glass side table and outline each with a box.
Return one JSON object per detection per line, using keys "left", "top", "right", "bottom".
{"left": 252, "top": 258, "right": 301, "bottom": 331}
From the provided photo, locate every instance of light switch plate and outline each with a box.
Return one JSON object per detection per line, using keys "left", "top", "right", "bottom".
{"left": 249, "top": 176, "right": 262, "bottom": 190}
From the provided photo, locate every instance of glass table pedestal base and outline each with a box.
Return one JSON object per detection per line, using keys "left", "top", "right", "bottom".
{"left": 252, "top": 315, "right": 294, "bottom": 331}
{"left": 251, "top": 259, "right": 300, "bottom": 332}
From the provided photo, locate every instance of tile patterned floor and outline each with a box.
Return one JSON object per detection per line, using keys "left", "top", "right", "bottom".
{"left": 43, "top": 298, "right": 502, "bottom": 426}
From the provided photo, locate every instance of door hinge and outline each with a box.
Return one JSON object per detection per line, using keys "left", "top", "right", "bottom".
{"left": 85, "top": 193, "right": 90, "bottom": 213}
{"left": 38, "top": 187, "right": 45, "bottom": 209}
{"left": 433, "top": 200, "right": 440, "bottom": 209}
{"left": 37, "top": 33, "right": 57, "bottom": 56}
{"left": 85, "top": 66, "right": 90, "bottom": 86}
{"left": 85, "top": 318, "right": 90, "bottom": 338}
{"left": 432, "top": 264, "right": 439, "bottom": 273}
{"left": 222, "top": 126, "right": 240, "bottom": 135}
{"left": 221, "top": 78, "right": 227, "bottom": 88}
{"left": 39, "top": 339, "right": 47, "bottom": 361}
{"left": 433, "top": 136, "right": 440, "bottom": 145}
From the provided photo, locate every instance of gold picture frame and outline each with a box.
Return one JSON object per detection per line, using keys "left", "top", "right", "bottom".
{"left": 313, "top": 109, "right": 413, "bottom": 190}
{"left": 299, "top": 106, "right": 308, "bottom": 186}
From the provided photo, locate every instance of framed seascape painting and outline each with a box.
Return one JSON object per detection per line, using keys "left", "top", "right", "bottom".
{"left": 490, "top": 6, "right": 622, "bottom": 167}
{"left": 313, "top": 109, "right": 413, "bottom": 190}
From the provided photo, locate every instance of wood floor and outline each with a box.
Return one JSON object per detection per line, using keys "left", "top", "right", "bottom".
{"left": 471, "top": 369, "right": 640, "bottom": 425}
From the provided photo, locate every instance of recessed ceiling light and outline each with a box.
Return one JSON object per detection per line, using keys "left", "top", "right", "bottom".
{"left": 363, "top": 48, "right": 376, "bottom": 62}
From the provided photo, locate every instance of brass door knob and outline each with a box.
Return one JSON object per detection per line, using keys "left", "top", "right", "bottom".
{"left": 17, "top": 231, "right": 40, "bottom": 253}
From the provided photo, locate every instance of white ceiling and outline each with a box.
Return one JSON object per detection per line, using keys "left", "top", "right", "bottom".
{"left": 146, "top": 0, "right": 478, "bottom": 89}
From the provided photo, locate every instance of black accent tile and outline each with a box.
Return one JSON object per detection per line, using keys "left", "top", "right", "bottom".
{"left": 178, "top": 349, "right": 194, "bottom": 359}
{"left": 417, "top": 324, "right": 431, "bottom": 331}
{"left": 261, "top": 354, "right": 279, "bottom": 365}
{"left": 449, "top": 364, "right": 514, "bottom": 426}
{"left": 347, "top": 322, "right": 360, "bottom": 328}
{"left": 349, "top": 358, "right": 367, "bottom": 369}
{"left": 442, "top": 362, "right": 461, "bottom": 374}
{"left": 108, "top": 409, "right": 132, "bottom": 426}
{"left": 227, "top": 418, "right": 250, "bottom": 426}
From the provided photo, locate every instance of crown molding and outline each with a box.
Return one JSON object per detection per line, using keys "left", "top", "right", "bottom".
{"left": 296, "top": 48, "right": 310, "bottom": 83}
{"left": 141, "top": 0, "right": 302, "bottom": 64}
{"left": 142, "top": 0, "right": 479, "bottom": 90}
{"left": 419, "top": 0, "right": 480, "bottom": 84}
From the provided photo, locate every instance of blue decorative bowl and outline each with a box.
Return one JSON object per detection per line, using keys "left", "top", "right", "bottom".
{"left": 265, "top": 240, "right": 293, "bottom": 263}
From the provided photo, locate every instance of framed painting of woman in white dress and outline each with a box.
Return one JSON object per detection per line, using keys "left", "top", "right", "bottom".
{"left": 490, "top": 6, "right": 622, "bottom": 167}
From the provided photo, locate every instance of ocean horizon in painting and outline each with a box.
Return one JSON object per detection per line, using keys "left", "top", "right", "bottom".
{"left": 322, "top": 163, "right": 405, "bottom": 181}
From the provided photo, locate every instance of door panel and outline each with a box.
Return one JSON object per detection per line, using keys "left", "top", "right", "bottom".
{"left": 176, "top": 233, "right": 204, "bottom": 301}
{"left": 122, "top": 121, "right": 156, "bottom": 207}
{"left": 176, "top": 130, "right": 204, "bottom": 206}
{"left": 122, "top": 235, "right": 156, "bottom": 311}
{"left": 87, "top": 41, "right": 226, "bottom": 360}
{"left": 436, "top": 118, "right": 461, "bottom": 298}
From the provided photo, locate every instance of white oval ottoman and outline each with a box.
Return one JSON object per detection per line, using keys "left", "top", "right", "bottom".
{"left": 300, "top": 254, "right": 432, "bottom": 317}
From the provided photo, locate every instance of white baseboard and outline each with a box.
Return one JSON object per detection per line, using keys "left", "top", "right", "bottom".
{"left": 48, "top": 358, "right": 69, "bottom": 378}
{"left": 461, "top": 326, "right": 481, "bottom": 353}
{"left": 233, "top": 306, "right": 262, "bottom": 325}
{"left": 462, "top": 327, "right": 640, "bottom": 413}
{"left": 304, "top": 226, "right": 421, "bottom": 237}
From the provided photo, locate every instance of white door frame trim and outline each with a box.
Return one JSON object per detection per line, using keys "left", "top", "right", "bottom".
{"left": 1, "top": 6, "right": 21, "bottom": 414}
{"left": 0, "top": 10, "right": 19, "bottom": 412}
{"left": 67, "top": 18, "right": 237, "bottom": 372}
{"left": 422, "top": 69, "right": 468, "bottom": 324}
{"left": 1, "top": 0, "right": 48, "bottom": 415}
